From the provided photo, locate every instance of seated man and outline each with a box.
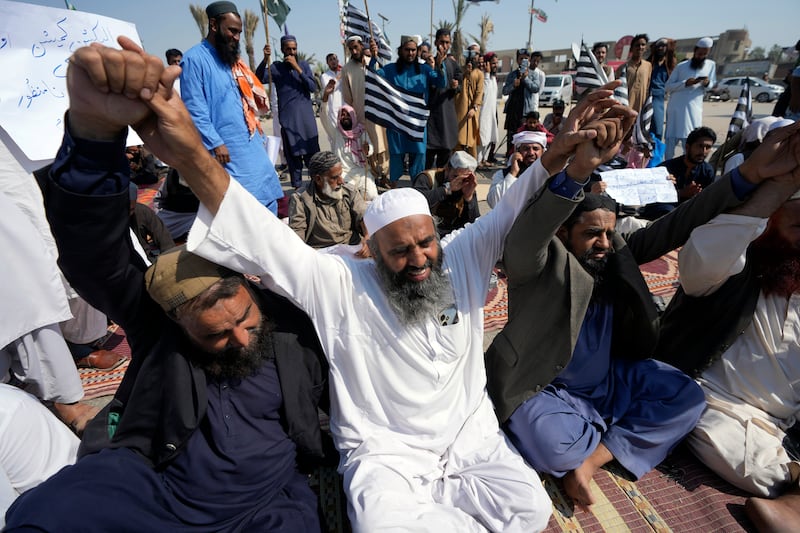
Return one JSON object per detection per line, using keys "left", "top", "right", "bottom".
{"left": 542, "top": 99, "right": 566, "bottom": 136}
{"left": 654, "top": 123, "right": 800, "bottom": 531}
{"left": 0, "top": 384, "right": 79, "bottom": 527}
{"left": 288, "top": 151, "right": 369, "bottom": 255}
{"left": 660, "top": 126, "right": 716, "bottom": 201}
{"left": 64, "top": 39, "right": 638, "bottom": 531}
{"left": 5, "top": 45, "right": 332, "bottom": 530}
{"left": 487, "top": 131, "right": 546, "bottom": 209}
{"left": 485, "top": 119, "right": 791, "bottom": 508}
{"left": 412, "top": 150, "right": 479, "bottom": 237}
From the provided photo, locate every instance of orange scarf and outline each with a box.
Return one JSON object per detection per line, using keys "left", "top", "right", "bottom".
{"left": 232, "top": 59, "right": 268, "bottom": 137}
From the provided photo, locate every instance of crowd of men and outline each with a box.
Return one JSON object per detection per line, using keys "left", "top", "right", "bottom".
{"left": 2, "top": 1, "right": 800, "bottom": 531}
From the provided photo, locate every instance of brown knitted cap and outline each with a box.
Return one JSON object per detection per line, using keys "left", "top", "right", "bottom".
{"left": 144, "top": 245, "right": 237, "bottom": 313}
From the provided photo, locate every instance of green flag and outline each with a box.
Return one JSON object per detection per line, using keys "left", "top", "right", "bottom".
{"left": 262, "top": 0, "right": 290, "bottom": 28}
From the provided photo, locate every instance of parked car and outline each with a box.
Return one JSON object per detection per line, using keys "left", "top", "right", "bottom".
{"left": 704, "top": 84, "right": 731, "bottom": 102}
{"left": 717, "top": 76, "right": 785, "bottom": 103}
{"left": 539, "top": 74, "right": 573, "bottom": 106}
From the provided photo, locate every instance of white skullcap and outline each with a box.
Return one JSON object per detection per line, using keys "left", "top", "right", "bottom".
{"left": 512, "top": 130, "right": 547, "bottom": 149}
{"left": 448, "top": 151, "right": 478, "bottom": 171}
{"left": 468, "top": 42, "right": 480, "bottom": 49}
{"left": 743, "top": 117, "right": 780, "bottom": 144}
{"left": 400, "top": 35, "right": 418, "bottom": 46}
{"left": 768, "top": 118, "right": 795, "bottom": 132}
{"left": 364, "top": 188, "right": 431, "bottom": 235}
{"left": 346, "top": 35, "right": 363, "bottom": 43}
{"left": 696, "top": 37, "right": 713, "bottom": 49}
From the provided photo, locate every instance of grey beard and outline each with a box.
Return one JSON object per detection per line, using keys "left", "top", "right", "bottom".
{"left": 191, "top": 316, "right": 274, "bottom": 380}
{"left": 322, "top": 181, "right": 344, "bottom": 200}
{"left": 373, "top": 244, "right": 452, "bottom": 325}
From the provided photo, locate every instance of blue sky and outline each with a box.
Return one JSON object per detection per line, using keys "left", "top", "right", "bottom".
{"left": 11, "top": 0, "right": 799, "bottom": 67}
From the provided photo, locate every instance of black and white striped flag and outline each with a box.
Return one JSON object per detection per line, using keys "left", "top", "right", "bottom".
{"left": 343, "top": 3, "right": 392, "bottom": 63}
{"left": 614, "top": 65, "right": 629, "bottom": 107}
{"left": 631, "top": 94, "right": 653, "bottom": 148}
{"left": 364, "top": 69, "right": 429, "bottom": 142}
{"left": 574, "top": 42, "right": 607, "bottom": 96}
{"left": 727, "top": 77, "right": 752, "bottom": 139}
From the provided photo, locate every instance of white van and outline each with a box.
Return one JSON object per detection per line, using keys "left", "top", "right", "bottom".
{"left": 539, "top": 74, "right": 573, "bottom": 106}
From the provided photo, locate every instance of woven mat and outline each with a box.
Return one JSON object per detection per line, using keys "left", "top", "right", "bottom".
{"left": 543, "top": 446, "right": 754, "bottom": 532}
{"left": 79, "top": 324, "right": 130, "bottom": 400}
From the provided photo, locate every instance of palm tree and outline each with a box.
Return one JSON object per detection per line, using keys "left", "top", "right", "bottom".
{"left": 450, "top": 0, "right": 471, "bottom": 62}
{"left": 189, "top": 4, "right": 207, "bottom": 39}
{"left": 468, "top": 13, "right": 494, "bottom": 53}
{"left": 243, "top": 9, "right": 260, "bottom": 71}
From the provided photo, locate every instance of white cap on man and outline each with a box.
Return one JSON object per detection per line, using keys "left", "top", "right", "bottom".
{"left": 364, "top": 189, "right": 432, "bottom": 235}
{"left": 448, "top": 151, "right": 478, "bottom": 171}
{"left": 696, "top": 37, "right": 713, "bottom": 49}
{"left": 512, "top": 131, "right": 548, "bottom": 149}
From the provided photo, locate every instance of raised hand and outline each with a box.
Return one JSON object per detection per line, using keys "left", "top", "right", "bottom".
{"left": 67, "top": 36, "right": 173, "bottom": 140}
{"left": 739, "top": 121, "right": 800, "bottom": 184}
{"left": 568, "top": 104, "right": 638, "bottom": 178}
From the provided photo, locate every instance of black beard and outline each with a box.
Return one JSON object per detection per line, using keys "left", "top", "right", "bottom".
{"left": 577, "top": 247, "right": 615, "bottom": 301}
{"left": 373, "top": 243, "right": 452, "bottom": 325}
{"left": 751, "top": 229, "right": 800, "bottom": 297}
{"left": 190, "top": 316, "right": 274, "bottom": 379}
{"left": 690, "top": 57, "right": 705, "bottom": 70}
{"left": 340, "top": 117, "right": 352, "bottom": 130}
{"left": 214, "top": 33, "right": 240, "bottom": 66}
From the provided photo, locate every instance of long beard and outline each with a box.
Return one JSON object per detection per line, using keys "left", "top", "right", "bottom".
{"left": 322, "top": 181, "right": 344, "bottom": 200}
{"left": 690, "top": 56, "right": 705, "bottom": 70}
{"left": 577, "top": 247, "right": 615, "bottom": 302}
{"left": 214, "top": 33, "right": 240, "bottom": 66}
{"left": 190, "top": 316, "right": 274, "bottom": 379}
{"left": 373, "top": 244, "right": 452, "bottom": 325}
{"left": 751, "top": 231, "right": 800, "bottom": 297}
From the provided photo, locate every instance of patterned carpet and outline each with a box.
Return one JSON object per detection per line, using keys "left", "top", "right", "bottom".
{"left": 81, "top": 251, "right": 743, "bottom": 533}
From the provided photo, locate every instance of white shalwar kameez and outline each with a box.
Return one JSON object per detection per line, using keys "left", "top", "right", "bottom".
{"left": 486, "top": 169, "right": 517, "bottom": 210}
{"left": 664, "top": 59, "right": 716, "bottom": 158}
{"left": 188, "top": 161, "right": 553, "bottom": 532}
{"left": 680, "top": 213, "right": 800, "bottom": 497}
{"left": 478, "top": 74, "right": 499, "bottom": 163}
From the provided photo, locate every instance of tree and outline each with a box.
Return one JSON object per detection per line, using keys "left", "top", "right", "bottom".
{"left": 189, "top": 4, "right": 207, "bottom": 39}
{"left": 243, "top": 9, "right": 260, "bottom": 71}
{"left": 449, "top": 0, "right": 471, "bottom": 62}
{"left": 749, "top": 46, "right": 766, "bottom": 60}
{"left": 468, "top": 13, "right": 494, "bottom": 54}
{"left": 768, "top": 44, "right": 784, "bottom": 64}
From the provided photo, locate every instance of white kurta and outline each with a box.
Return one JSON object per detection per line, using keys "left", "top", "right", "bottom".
{"left": 664, "top": 59, "right": 717, "bottom": 140}
{"left": 486, "top": 169, "right": 517, "bottom": 209}
{"left": 531, "top": 67, "right": 546, "bottom": 111}
{"left": 0, "top": 384, "right": 79, "bottom": 527}
{"left": 680, "top": 213, "right": 800, "bottom": 497}
{"left": 479, "top": 74, "right": 499, "bottom": 147}
{"left": 320, "top": 68, "right": 344, "bottom": 146}
{"left": 188, "top": 161, "right": 553, "bottom": 532}
{"left": 319, "top": 100, "right": 377, "bottom": 202}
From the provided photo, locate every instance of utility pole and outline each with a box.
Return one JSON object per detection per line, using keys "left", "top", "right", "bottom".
{"left": 527, "top": 0, "right": 535, "bottom": 51}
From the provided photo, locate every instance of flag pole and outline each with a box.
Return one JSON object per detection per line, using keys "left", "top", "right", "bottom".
{"left": 259, "top": 0, "right": 274, "bottom": 91}
{"left": 527, "top": 0, "right": 535, "bottom": 51}
{"left": 430, "top": 0, "right": 434, "bottom": 47}
{"left": 363, "top": 0, "right": 376, "bottom": 47}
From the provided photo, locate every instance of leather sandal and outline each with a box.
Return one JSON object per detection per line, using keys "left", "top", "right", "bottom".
{"left": 75, "top": 349, "right": 126, "bottom": 371}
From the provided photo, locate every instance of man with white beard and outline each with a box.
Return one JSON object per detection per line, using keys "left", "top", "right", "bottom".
{"left": 288, "top": 151, "right": 369, "bottom": 256}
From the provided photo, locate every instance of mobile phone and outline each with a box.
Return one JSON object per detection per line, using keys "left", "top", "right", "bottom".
{"left": 520, "top": 58, "right": 529, "bottom": 71}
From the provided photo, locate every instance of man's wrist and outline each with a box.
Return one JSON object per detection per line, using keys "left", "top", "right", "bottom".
{"left": 68, "top": 109, "right": 126, "bottom": 142}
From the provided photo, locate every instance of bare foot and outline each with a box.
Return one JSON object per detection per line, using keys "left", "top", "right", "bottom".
{"left": 53, "top": 402, "right": 100, "bottom": 436}
{"left": 564, "top": 463, "right": 597, "bottom": 508}
{"left": 746, "top": 488, "right": 800, "bottom": 533}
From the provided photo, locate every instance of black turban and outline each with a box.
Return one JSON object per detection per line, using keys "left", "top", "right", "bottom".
{"left": 206, "top": 1, "right": 239, "bottom": 18}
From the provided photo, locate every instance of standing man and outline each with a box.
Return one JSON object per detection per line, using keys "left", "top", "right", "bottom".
{"left": 664, "top": 37, "right": 717, "bottom": 159}
{"left": 259, "top": 36, "right": 320, "bottom": 189}
{"left": 425, "top": 28, "right": 463, "bottom": 170}
{"left": 529, "top": 51, "right": 547, "bottom": 113}
{"left": 370, "top": 36, "right": 446, "bottom": 187}
{"left": 618, "top": 34, "right": 652, "bottom": 115}
{"left": 180, "top": 1, "right": 282, "bottom": 213}
{"left": 478, "top": 52, "right": 499, "bottom": 167}
{"left": 502, "top": 48, "right": 541, "bottom": 156}
{"left": 647, "top": 38, "right": 676, "bottom": 140}
{"left": 320, "top": 53, "right": 343, "bottom": 146}
{"left": 592, "top": 42, "right": 615, "bottom": 81}
{"left": 340, "top": 35, "right": 389, "bottom": 186}
{"left": 455, "top": 54, "right": 484, "bottom": 158}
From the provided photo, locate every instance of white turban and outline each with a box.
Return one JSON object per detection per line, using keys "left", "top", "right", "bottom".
{"left": 743, "top": 117, "right": 780, "bottom": 144}
{"left": 696, "top": 37, "right": 713, "bottom": 49}
{"left": 364, "top": 188, "right": 431, "bottom": 235}
{"left": 512, "top": 131, "right": 548, "bottom": 149}
{"left": 346, "top": 35, "right": 363, "bottom": 43}
{"left": 768, "top": 118, "right": 795, "bottom": 133}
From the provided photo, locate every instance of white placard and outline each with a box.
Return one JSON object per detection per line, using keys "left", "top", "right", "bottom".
{"left": 0, "top": 1, "right": 142, "bottom": 167}
{"left": 600, "top": 166, "right": 677, "bottom": 206}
